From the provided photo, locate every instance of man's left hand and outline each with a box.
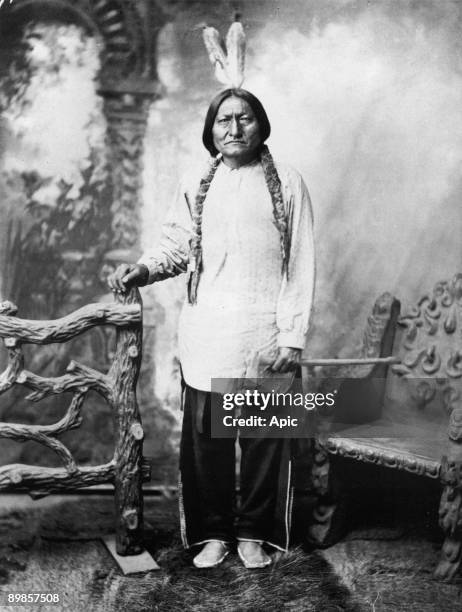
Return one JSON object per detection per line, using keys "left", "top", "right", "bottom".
{"left": 270, "top": 347, "right": 301, "bottom": 373}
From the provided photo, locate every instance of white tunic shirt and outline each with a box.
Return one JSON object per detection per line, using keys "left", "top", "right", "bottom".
{"left": 139, "top": 158, "right": 315, "bottom": 392}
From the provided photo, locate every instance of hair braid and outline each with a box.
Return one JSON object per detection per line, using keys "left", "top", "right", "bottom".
{"left": 188, "top": 155, "right": 221, "bottom": 304}
{"left": 260, "top": 144, "right": 290, "bottom": 277}
{"left": 188, "top": 146, "right": 289, "bottom": 305}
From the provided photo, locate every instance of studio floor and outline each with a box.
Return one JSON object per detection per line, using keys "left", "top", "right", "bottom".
{"left": 0, "top": 469, "right": 461, "bottom": 612}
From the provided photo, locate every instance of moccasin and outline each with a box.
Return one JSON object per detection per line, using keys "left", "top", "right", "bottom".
{"left": 237, "top": 542, "right": 272, "bottom": 569}
{"left": 193, "top": 541, "right": 230, "bottom": 568}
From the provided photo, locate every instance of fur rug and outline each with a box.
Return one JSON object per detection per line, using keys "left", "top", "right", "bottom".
{"left": 0, "top": 496, "right": 358, "bottom": 612}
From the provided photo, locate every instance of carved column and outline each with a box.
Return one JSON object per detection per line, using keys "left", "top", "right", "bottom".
{"left": 100, "top": 85, "right": 157, "bottom": 266}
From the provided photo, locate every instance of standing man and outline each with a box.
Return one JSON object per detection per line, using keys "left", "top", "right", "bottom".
{"left": 108, "top": 87, "right": 315, "bottom": 569}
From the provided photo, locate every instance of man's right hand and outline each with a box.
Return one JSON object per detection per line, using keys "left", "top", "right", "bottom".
{"left": 107, "top": 263, "right": 149, "bottom": 294}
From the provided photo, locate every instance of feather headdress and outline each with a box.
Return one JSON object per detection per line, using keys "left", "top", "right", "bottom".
{"left": 202, "top": 19, "right": 246, "bottom": 88}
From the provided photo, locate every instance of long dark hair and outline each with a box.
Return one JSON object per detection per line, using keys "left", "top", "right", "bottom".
{"left": 189, "top": 90, "right": 288, "bottom": 305}
{"left": 202, "top": 88, "right": 271, "bottom": 156}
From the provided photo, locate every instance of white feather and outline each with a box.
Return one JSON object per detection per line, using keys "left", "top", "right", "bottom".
{"left": 202, "top": 27, "right": 230, "bottom": 86}
{"left": 226, "top": 21, "right": 246, "bottom": 88}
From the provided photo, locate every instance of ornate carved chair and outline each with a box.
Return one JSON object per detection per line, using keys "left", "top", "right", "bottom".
{"left": 305, "top": 274, "right": 462, "bottom": 581}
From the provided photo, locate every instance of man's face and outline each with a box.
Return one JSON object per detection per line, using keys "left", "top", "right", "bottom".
{"left": 212, "top": 96, "right": 261, "bottom": 167}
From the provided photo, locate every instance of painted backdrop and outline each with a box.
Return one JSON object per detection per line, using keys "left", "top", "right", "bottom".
{"left": 1, "top": 0, "right": 461, "bottom": 481}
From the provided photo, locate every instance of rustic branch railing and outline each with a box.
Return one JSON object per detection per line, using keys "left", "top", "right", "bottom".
{"left": 0, "top": 287, "right": 150, "bottom": 556}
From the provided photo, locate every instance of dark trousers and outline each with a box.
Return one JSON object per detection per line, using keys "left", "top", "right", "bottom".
{"left": 179, "top": 384, "right": 293, "bottom": 551}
